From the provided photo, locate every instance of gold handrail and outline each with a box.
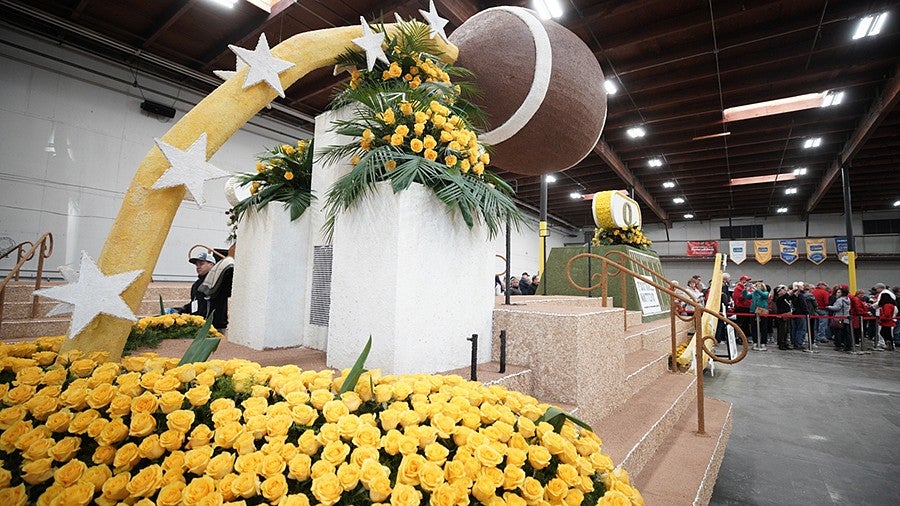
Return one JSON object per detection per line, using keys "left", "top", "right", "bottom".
{"left": 0, "top": 241, "right": 35, "bottom": 282}
{"left": 0, "top": 232, "right": 55, "bottom": 328}
{"left": 565, "top": 252, "right": 748, "bottom": 434}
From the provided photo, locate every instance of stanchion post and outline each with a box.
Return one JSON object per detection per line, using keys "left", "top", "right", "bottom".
{"left": 468, "top": 334, "right": 478, "bottom": 381}
{"left": 859, "top": 316, "right": 866, "bottom": 352}
{"left": 806, "top": 315, "right": 814, "bottom": 352}
{"left": 499, "top": 330, "right": 507, "bottom": 373}
{"left": 755, "top": 314, "right": 761, "bottom": 350}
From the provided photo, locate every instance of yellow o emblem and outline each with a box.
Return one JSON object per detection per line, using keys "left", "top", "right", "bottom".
{"left": 592, "top": 191, "right": 642, "bottom": 229}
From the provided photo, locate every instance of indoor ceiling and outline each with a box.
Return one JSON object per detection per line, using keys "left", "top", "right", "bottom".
{"left": 2, "top": 0, "right": 898, "bottom": 229}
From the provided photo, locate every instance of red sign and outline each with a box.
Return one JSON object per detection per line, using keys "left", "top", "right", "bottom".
{"left": 687, "top": 241, "right": 718, "bottom": 257}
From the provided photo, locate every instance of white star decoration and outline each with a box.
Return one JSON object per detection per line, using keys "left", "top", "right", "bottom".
{"left": 45, "top": 264, "right": 79, "bottom": 317}
{"left": 353, "top": 17, "right": 389, "bottom": 72}
{"left": 213, "top": 57, "right": 248, "bottom": 81}
{"left": 152, "top": 133, "right": 229, "bottom": 207}
{"left": 35, "top": 252, "right": 142, "bottom": 339}
{"left": 228, "top": 33, "right": 294, "bottom": 98}
{"left": 419, "top": 0, "right": 449, "bottom": 42}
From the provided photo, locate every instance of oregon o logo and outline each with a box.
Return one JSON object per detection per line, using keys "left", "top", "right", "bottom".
{"left": 593, "top": 191, "right": 642, "bottom": 229}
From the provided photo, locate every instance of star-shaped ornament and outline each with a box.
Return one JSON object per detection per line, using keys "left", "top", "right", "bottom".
{"left": 45, "top": 264, "right": 79, "bottom": 317}
{"left": 213, "top": 57, "right": 248, "bottom": 81}
{"left": 353, "top": 17, "right": 389, "bottom": 72}
{"left": 228, "top": 33, "right": 294, "bottom": 98}
{"left": 35, "top": 252, "right": 143, "bottom": 338}
{"left": 152, "top": 133, "right": 230, "bottom": 207}
{"left": 419, "top": 0, "right": 449, "bottom": 42}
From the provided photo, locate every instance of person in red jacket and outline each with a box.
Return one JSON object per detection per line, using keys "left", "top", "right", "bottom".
{"left": 850, "top": 290, "right": 870, "bottom": 347}
{"left": 733, "top": 275, "right": 753, "bottom": 342}
{"left": 876, "top": 291, "right": 897, "bottom": 351}
{"left": 810, "top": 281, "right": 832, "bottom": 343}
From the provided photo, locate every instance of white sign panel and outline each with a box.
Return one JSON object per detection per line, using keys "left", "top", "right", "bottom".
{"left": 729, "top": 240, "right": 746, "bottom": 265}
{"left": 634, "top": 277, "right": 664, "bottom": 315}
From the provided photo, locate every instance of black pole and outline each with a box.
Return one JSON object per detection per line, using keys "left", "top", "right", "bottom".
{"left": 468, "top": 334, "right": 478, "bottom": 381}
{"left": 499, "top": 330, "right": 507, "bottom": 373}
{"left": 540, "top": 175, "right": 548, "bottom": 295}
{"left": 841, "top": 163, "right": 858, "bottom": 294}
{"left": 587, "top": 240, "right": 593, "bottom": 298}
{"left": 505, "top": 214, "right": 511, "bottom": 305}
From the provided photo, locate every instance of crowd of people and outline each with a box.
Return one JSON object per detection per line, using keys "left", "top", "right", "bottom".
{"left": 685, "top": 273, "right": 899, "bottom": 352}
{"left": 495, "top": 272, "right": 540, "bottom": 296}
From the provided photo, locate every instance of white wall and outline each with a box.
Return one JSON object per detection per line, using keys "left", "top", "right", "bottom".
{"left": 0, "top": 25, "right": 308, "bottom": 281}
{"left": 641, "top": 213, "right": 900, "bottom": 290}
{"left": 488, "top": 216, "right": 578, "bottom": 281}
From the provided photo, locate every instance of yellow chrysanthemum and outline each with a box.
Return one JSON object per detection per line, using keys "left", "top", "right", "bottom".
{"left": 284, "top": 172, "right": 294, "bottom": 181}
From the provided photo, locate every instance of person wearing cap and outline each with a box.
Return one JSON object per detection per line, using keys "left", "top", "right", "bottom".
{"left": 810, "top": 281, "right": 832, "bottom": 343}
{"left": 175, "top": 250, "right": 234, "bottom": 331}
{"left": 732, "top": 275, "right": 754, "bottom": 341}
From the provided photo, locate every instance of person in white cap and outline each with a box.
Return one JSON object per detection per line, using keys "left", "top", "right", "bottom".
{"left": 174, "top": 250, "right": 233, "bottom": 330}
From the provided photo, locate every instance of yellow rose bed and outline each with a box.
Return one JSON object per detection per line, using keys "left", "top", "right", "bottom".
{"left": 0, "top": 337, "right": 642, "bottom": 505}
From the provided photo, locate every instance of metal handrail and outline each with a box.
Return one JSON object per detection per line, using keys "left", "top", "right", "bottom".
{"left": 0, "top": 233, "right": 54, "bottom": 328}
{"left": 565, "top": 252, "right": 748, "bottom": 434}
{"left": 0, "top": 240, "right": 35, "bottom": 281}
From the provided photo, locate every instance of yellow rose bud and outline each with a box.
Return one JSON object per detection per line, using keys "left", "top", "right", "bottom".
{"left": 231, "top": 472, "right": 260, "bottom": 499}
{"left": 527, "top": 444, "right": 551, "bottom": 469}
{"left": 159, "top": 429, "right": 185, "bottom": 452}
{"left": 183, "top": 475, "right": 217, "bottom": 505}
{"left": 156, "top": 481, "right": 186, "bottom": 506}
{"left": 48, "top": 436, "right": 81, "bottom": 462}
{"left": 424, "top": 149, "right": 437, "bottom": 161}
{"left": 83, "top": 464, "right": 112, "bottom": 491}
{"left": 166, "top": 409, "right": 196, "bottom": 433}
{"left": 444, "top": 155, "right": 458, "bottom": 167}
{"left": 101, "top": 471, "right": 131, "bottom": 502}
{"left": 382, "top": 108, "right": 395, "bottom": 125}
{"left": 139, "top": 434, "right": 165, "bottom": 460}
{"left": 22, "top": 457, "right": 53, "bottom": 485}
{"left": 423, "top": 135, "right": 437, "bottom": 150}
{"left": 52, "top": 458, "right": 86, "bottom": 487}
{"left": 0, "top": 484, "right": 27, "bottom": 506}
{"left": 93, "top": 444, "right": 116, "bottom": 466}
{"left": 311, "top": 473, "right": 342, "bottom": 505}
{"left": 158, "top": 391, "right": 184, "bottom": 414}
{"left": 114, "top": 442, "right": 142, "bottom": 470}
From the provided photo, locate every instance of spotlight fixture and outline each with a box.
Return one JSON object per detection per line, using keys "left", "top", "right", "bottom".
{"left": 533, "top": 0, "right": 564, "bottom": 20}
{"left": 569, "top": 192, "right": 583, "bottom": 199}
{"left": 822, "top": 91, "right": 845, "bottom": 107}
{"left": 893, "top": 200, "right": 900, "bottom": 207}
{"left": 792, "top": 167, "right": 808, "bottom": 176}
{"left": 803, "top": 137, "right": 822, "bottom": 149}
{"left": 662, "top": 181, "right": 675, "bottom": 188}
{"left": 673, "top": 197, "right": 685, "bottom": 204}
{"left": 785, "top": 187, "right": 798, "bottom": 195}
{"left": 545, "top": 174, "right": 557, "bottom": 183}
{"left": 626, "top": 127, "right": 646, "bottom": 139}
{"left": 648, "top": 158, "right": 663, "bottom": 167}
{"left": 208, "top": 0, "right": 239, "bottom": 8}
{"left": 684, "top": 214, "right": 694, "bottom": 219}
{"left": 853, "top": 12, "right": 889, "bottom": 39}
{"left": 604, "top": 79, "right": 618, "bottom": 95}
{"left": 777, "top": 207, "right": 789, "bottom": 213}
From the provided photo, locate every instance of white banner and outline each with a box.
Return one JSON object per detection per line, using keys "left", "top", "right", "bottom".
{"left": 729, "top": 241, "right": 747, "bottom": 265}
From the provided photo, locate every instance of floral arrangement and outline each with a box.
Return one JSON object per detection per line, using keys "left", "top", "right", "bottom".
{"left": 592, "top": 226, "right": 652, "bottom": 251}
{"left": 229, "top": 140, "right": 315, "bottom": 227}
{"left": 125, "top": 315, "right": 223, "bottom": 354}
{"left": 319, "top": 20, "right": 522, "bottom": 240}
{"left": 0, "top": 336, "right": 644, "bottom": 505}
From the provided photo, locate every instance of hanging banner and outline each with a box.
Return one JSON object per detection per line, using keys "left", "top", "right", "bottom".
{"left": 687, "top": 241, "right": 718, "bottom": 257}
{"left": 779, "top": 239, "right": 798, "bottom": 264}
{"left": 729, "top": 241, "right": 747, "bottom": 265}
{"left": 754, "top": 240, "right": 772, "bottom": 265}
{"left": 806, "top": 238, "right": 827, "bottom": 265}
{"left": 835, "top": 237, "right": 849, "bottom": 265}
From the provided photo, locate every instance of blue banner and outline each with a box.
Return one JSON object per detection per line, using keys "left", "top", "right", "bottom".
{"left": 835, "top": 237, "right": 849, "bottom": 265}
{"left": 779, "top": 239, "right": 798, "bottom": 265}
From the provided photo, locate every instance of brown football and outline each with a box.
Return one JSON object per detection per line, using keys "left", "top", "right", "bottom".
{"left": 450, "top": 7, "right": 607, "bottom": 176}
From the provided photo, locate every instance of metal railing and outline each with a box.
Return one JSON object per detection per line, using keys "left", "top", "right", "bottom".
{"left": 565, "top": 252, "right": 748, "bottom": 434}
{"left": 0, "top": 233, "right": 54, "bottom": 328}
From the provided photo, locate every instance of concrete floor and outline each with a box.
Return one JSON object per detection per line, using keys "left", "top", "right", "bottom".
{"left": 704, "top": 344, "right": 900, "bottom": 505}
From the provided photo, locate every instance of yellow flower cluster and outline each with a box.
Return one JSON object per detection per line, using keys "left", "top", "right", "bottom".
{"left": 249, "top": 139, "right": 310, "bottom": 196}
{"left": 0, "top": 337, "right": 643, "bottom": 506}
{"left": 133, "top": 315, "right": 223, "bottom": 338}
{"left": 592, "top": 226, "right": 653, "bottom": 250}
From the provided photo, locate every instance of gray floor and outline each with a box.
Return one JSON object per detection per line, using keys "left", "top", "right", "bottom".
{"left": 704, "top": 343, "right": 900, "bottom": 505}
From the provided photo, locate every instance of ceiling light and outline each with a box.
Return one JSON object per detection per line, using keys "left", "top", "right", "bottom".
{"left": 626, "top": 127, "right": 646, "bottom": 138}
{"left": 724, "top": 92, "right": 826, "bottom": 122}
{"left": 533, "top": 0, "right": 564, "bottom": 19}
{"left": 822, "top": 90, "right": 845, "bottom": 107}
{"left": 673, "top": 197, "right": 685, "bottom": 204}
{"left": 792, "top": 167, "right": 808, "bottom": 176}
{"left": 729, "top": 173, "right": 798, "bottom": 186}
{"left": 604, "top": 79, "right": 618, "bottom": 95}
{"left": 853, "top": 12, "right": 889, "bottom": 39}
{"left": 569, "top": 192, "right": 583, "bottom": 199}
{"left": 662, "top": 181, "right": 675, "bottom": 188}
{"left": 648, "top": 158, "right": 663, "bottom": 167}
{"left": 785, "top": 187, "right": 798, "bottom": 195}
{"left": 208, "top": 0, "right": 239, "bottom": 8}
{"left": 803, "top": 137, "right": 822, "bottom": 148}
{"left": 544, "top": 174, "right": 557, "bottom": 183}
{"left": 777, "top": 207, "right": 789, "bottom": 213}
{"left": 684, "top": 214, "right": 694, "bottom": 219}
{"left": 894, "top": 200, "right": 900, "bottom": 207}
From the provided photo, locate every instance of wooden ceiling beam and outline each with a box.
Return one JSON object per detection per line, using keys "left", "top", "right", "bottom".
{"left": 804, "top": 64, "right": 900, "bottom": 216}
{"left": 434, "top": 0, "right": 478, "bottom": 26}
{"left": 592, "top": 139, "right": 669, "bottom": 225}
{"left": 141, "top": 0, "right": 195, "bottom": 49}
{"left": 199, "top": 0, "right": 301, "bottom": 71}
{"left": 71, "top": 0, "right": 91, "bottom": 21}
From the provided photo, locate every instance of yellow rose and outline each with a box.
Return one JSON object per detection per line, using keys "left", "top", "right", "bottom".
{"left": 599, "top": 490, "right": 632, "bottom": 506}
{"left": 544, "top": 477, "right": 568, "bottom": 501}
{"left": 97, "top": 418, "right": 129, "bottom": 446}
{"left": 92, "top": 444, "right": 116, "bottom": 465}
{"left": 22, "top": 437, "right": 54, "bottom": 460}
{"left": 15, "top": 365, "right": 43, "bottom": 385}
{"left": 234, "top": 452, "right": 264, "bottom": 475}
{"left": 167, "top": 409, "right": 196, "bottom": 433}
{"left": 22, "top": 457, "right": 54, "bottom": 485}
{"left": 83, "top": 463, "right": 113, "bottom": 490}
{"left": 320, "top": 440, "right": 350, "bottom": 466}
{"left": 381, "top": 108, "right": 395, "bottom": 125}
{"left": 217, "top": 473, "right": 238, "bottom": 502}
{"left": 413, "top": 123, "right": 425, "bottom": 136}
{"left": 159, "top": 391, "right": 184, "bottom": 413}
{"left": 185, "top": 385, "right": 212, "bottom": 406}
{"left": 69, "top": 358, "right": 96, "bottom": 377}
{"left": 368, "top": 475, "right": 392, "bottom": 502}
{"left": 288, "top": 453, "right": 312, "bottom": 481}
{"left": 418, "top": 461, "right": 445, "bottom": 492}
{"left": 156, "top": 481, "right": 186, "bottom": 506}
{"left": 129, "top": 412, "right": 157, "bottom": 438}
{"left": 521, "top": 476, "right": 544, "bottom": 503}
{"left": 4, "top": 384, "right": 36, "bottom": 405}
{"left": 500, "top": 465, "right": 526, "bottom": 490}
{"left": 128, "top": 392, "right": 157, "bottom": 414}
{"left": 256, "top": 474, "right": 287, "bottom": 502}
{"left": 159, "top": 429, "right": 185, "bottom": 452}
{"left": 86, "top": 383, "right": 118, "bottom": 410}
{"left": 233, "top": 431, "right": 257, "bottom": 455}
{"left": 48, "top": 435, "right": 81, "bottom": 462}
{"left": 475, "top": 443, "right": 504, "bottom": 467}
{"left": 590, "top": 452, "right": 614, "bottom": 473}
{"left": 214, "top": 421, "right": 244, "bottom": 449}
{"left": 311, "top": 472, "right": 342, "bottom": 505}
{"left": 472, "top": 476, "right": 497, "bottom": 504}
{"left": 321, "top": 399, "right": 348, "bottom": 423}
{"left": 0, "top": 484, "right": 27, "bottom": 506}
{"left": 352, "top": 424, "right": 381, "bottom": 448}
{"left": 183, "top": 475, "right": 217, "bottom": 505}
{"left": 41, "top": 367, "right": 68, "bottom": 386}
{"left": 424, "top": 148, "right": 438, "bottom": 161}
{"left": 556, "top": 463, "right": 580, "bottom": 487}
{"left": 187, "top": 424, "right": 214, "bottom": 448}
{"left": 185, "top": 446, "right": 214, "bottom": 474}
{"left": 103, "top": 474, "right": 134, "bottom": 504}
{"left": 528, "top": 445, "right": 552, "bottom": 469}
{"left": 231, "top": 472, "right": 260, "bottom": 499}
{"left": 297, "top": 429, "right": 321, "bottom": 455}
{"left": 127, "top": 464, "right": 164, "bottom": 497}
{"left": 0, "top": 406, "right": 27, "bottom": 429}
{"left": 52, "top": 458, "right": 86, "bottom": 486}
{"left": 202, "top": 451, "right": 234, "bottom": 480}
{"left": 290, "top": 404, "right": 318, "bottom": 426}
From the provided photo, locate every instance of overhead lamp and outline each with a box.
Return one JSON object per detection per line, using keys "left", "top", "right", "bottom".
{"left": 853, "top": 12, "right": 889, "bottom": 39}
{"left": 730, "top": 173, "right": 797, "bottom": 186}
{"left": 822, "top": 90, "right": 845, "bottom": 107}
{"left": 544, "top": 174, "right": 557, "bottom": 183}
{"left": 792, "top": 167, "right": 808, "bottom": 176}
{"left": 626, "top": 127, "right": 646, "bottom": 138}
{"left": 662, "top": 181, "right": 675, "bottom": 188}
{"left": 777, "top": 207, "right": 789, "bottom": 213}
{"left": 208, "top": 0, "right": 239, "bottom": 8}
{"left": 684, "top": 214, "right": 694, "bottom": 219}
{"left": 673, "top": 197, "right": 685, "bottom": 204}
{"left": 604, "top": 79, "right": 618, "bottom": 95}
{"left": 785, "top": 187, "right": 798, "bottom": 195}
{"left": 894, "top": 200, "right": 900, "bottom": 207}
{"left": 803, "top": 137, "right": 822, "bottom": 148}
{"left": 533, "top": 0, "right": 564, "bottom": 20}
{"left": 569, "top": 192, "right": 583, "bottom": 199}
{"left": 648, "top": 158, "right": 663, "bottom": 167}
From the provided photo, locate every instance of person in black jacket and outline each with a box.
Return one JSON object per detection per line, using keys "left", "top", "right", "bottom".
{"left": 177, "top": 251, "right": 233, "bottom": 331}
{"left": 774, "top": 285, "right": 794, "bottom": 349}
